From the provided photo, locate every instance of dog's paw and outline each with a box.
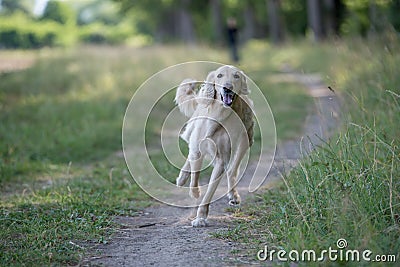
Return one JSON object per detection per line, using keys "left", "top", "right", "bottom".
{"left": 189, "top": 187, "right": 200, "bottom": 199}
{"left": 176, "top": 171, "right": 190, "bottom": 186}
{"left": 228, "top": 193, "right": 241, "bottom": 206}
{"left": 191, "top": 217, "right": 208, "bottom": 227}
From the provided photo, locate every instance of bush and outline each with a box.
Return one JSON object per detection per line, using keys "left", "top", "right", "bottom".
{"left": 0, "top": 13, "right": 61, "bottom": 48}
{"left": 0, "top": 10, "right": 142, "bottom": 48}
{"left": 79, "top": 22, "right": 136, "bottom": 45}
{"left": 0, "top": 12, "right": 81, "bottom": 49}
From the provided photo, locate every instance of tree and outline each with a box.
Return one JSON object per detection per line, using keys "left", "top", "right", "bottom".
{"left": 111, "top": 0, "right": 399, "bottom": 43}
{"left": 41, "top": 1, "right": 75, "bottom": 25}
{"left": 77, "top": 0, "right": 122, "bottom": 25}
{"left": 267, "top": 0, "right": 284, "bottom": 44}
{"left": 341, "top": 0, "right": 392, "bottom": 37}
{"left": 388, "top": 0, "right": 400, "bottom": 32}
{"left": 242, "top": 2, "right": 256, "bottom": 41}
{"left": 307, "top": 0, "right": 325, "bottom": 41}
{"left": 176, "top": 0, "right": 196, "bottom": 43}
{"left": 209, "top": 0, "right": 223, "bottom": 44}
{"left": 0, "top": 0, "right": 31, "bottom": 15}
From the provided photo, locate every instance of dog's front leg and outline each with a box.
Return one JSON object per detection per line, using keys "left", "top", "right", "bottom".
{"left": 192, "top": 159, "right": 224, "bottom": 227}
{"left": 188, "top": 151, "right": 203, "bottom": 199}
{"left": 176, "top": 159, "right": 190, "bottom": 186}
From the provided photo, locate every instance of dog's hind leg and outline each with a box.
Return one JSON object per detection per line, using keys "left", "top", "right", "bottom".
{"left": 227, "top": 169, "right": 241, "bottom": 206}
{"left": 192, "top": 159, "right": 224, "bottom": 227}
{"left": 227, "top": 142, "right": 248, "bottom": 206}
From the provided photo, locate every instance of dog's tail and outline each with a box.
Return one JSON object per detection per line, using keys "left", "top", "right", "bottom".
{"left": 174, "top": 79, "right": 199, "bottom": 118}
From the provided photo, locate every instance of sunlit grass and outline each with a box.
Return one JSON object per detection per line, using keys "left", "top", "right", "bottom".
{"left": 0, "top": 43, "right": 312, "bottom": 265}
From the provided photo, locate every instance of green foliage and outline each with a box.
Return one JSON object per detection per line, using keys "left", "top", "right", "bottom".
{"left": 0, "top": 12, "right": 60, "bottom": 48}
{"left": 388, "top": 0, "right": 400, "bottom": 31}
{"left": 77, "top": 0, "right": 122, "bottom": 25}
{"left": 0, "top": 8, "right": 137, "bottom": 48}
{"left": 341, "top": 0, "right": 371, "bottom": 36}
{"left": 79, "top": 21, "right": 130, "bottom": 44}
{"left": 41, "top": 1, "right": 76, "bottom": 25}
{"left": 0, "top": 0, "right": 32, "bottom": 15}
{"left": 2, "top": 0, "right": 400, "bottom": 48}
{"left": 281, "top": 0, "right": 308, "bottom": 36}
{"left": 112, "top": 0, "right": 400, "bottom": 42}
{"left": 341, "top": 0, "right": 394, "bottom": 36}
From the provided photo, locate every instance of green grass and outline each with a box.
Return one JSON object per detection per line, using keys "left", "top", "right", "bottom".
{"left": 1, "top": 158, "right": 149, "bottom": 264}
{"left": 216, "top": 37, "right": 400, "bottom": 265}
{"left": 0, "top": 44, "right": 312, "bottom": 265}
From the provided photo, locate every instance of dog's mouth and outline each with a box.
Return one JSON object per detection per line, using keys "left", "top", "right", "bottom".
{"left": 220, "top": 89, "right": 236, "bottom": 107}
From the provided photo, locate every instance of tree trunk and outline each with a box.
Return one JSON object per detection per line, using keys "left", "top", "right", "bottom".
{"left": 242, "top": 4, "right": 256, "bottom": 42}
{"left": 323, "top": 0, "right": 335, "bottom": 37}
{"left": 368, "top": 0, "right": 384, "bottom": 37}
{"left": 210, "top": 0, "right": 223, "bottom": 44}
{"left": 307, "top": 0, "right": 325, "bottom": 41}
{"left": 177, "top": 0, "right": 196, "bottom": 43}
{"left": 267, "top": 0, "right": 284, "bottom": 44}
{"left": 333, "top": 0, "right": 345, "bottom": 35}
{"left": 324, "top": 0, "right": 345, "bottom": 37}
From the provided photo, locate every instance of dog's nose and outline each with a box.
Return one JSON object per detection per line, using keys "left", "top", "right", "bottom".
{"left": 223, "top": 83, "right": 233, "bottom": 91}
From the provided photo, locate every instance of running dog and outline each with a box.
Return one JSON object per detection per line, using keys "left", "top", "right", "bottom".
{"left": 175, "top": 65, "right": 254, "bottom": 227}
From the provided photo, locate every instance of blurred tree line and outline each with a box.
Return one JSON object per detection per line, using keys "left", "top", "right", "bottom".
{"left": 115, "top": 0, "right": 399, "bottom": 43}
{"left": 0, "top": 0, "right": 146, "bottom": 48}
{"left": 0, "top": 0, "right": 399, "bottom": 49}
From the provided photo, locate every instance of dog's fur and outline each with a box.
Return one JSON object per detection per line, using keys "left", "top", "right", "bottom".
{"left": 175, "top": 65, "right": 254, "bottom": 227}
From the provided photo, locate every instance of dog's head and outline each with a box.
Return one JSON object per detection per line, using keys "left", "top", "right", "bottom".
{"left": 205, "top": 65, "right": 249, "bottom": 107}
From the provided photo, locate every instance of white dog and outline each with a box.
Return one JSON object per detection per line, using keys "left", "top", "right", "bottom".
{"left": 175, "top": 65, "right": 254, "bottom": 227}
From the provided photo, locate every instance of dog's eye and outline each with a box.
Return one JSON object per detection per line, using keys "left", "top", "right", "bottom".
{"left": 217, "top": 74, "right": 222, "bottom": 78}
{"left": 233, "top": 74, "right": 240, "bottom": 79}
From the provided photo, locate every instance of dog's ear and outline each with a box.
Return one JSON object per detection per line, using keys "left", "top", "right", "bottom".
{"left": 240, "top": 71, "right": 250, "bottom": 95}
{"left": 197, "top": 71, "right": 216, "bottom": 105}
{"left": 205, "top": 70, "right": 216, "bottom": 99}
{"left": 205, "top": 70, "right": 215, "bottom": 85}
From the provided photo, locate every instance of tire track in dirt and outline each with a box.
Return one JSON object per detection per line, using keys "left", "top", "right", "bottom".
{"left": 86, "top": 70, "right": 340, "bottom": 266}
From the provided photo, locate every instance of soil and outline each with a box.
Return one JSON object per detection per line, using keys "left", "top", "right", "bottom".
{"left": 84, "top": 71, "right": 340, "bottom": 266}
{"left": 0, "top": 56, "right": 36, "bottom": 73}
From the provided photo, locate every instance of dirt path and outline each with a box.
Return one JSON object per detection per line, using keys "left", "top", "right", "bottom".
{"left": 86, "top": 71, "right": 340, "bottom": 266}
{"left": 0, "top": 54, "right": 36, "bottom": 73}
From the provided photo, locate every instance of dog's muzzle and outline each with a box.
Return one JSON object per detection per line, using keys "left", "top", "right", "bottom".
{"left": 221, "top": 84, "right": 236, "bottom": 107}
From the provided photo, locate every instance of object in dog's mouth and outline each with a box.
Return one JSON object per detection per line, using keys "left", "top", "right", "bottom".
{"left": 221, "top": 89, "right": 236, "bottom": 106}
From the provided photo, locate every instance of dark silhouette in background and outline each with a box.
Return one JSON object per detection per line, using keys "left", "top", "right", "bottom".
{"left": 226, "top": 17, "right": 239, "bottom": 63}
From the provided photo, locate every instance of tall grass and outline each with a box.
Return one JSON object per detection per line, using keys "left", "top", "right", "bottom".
{"left": 217, "top": 38, "right": 400, "bottom": 265}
